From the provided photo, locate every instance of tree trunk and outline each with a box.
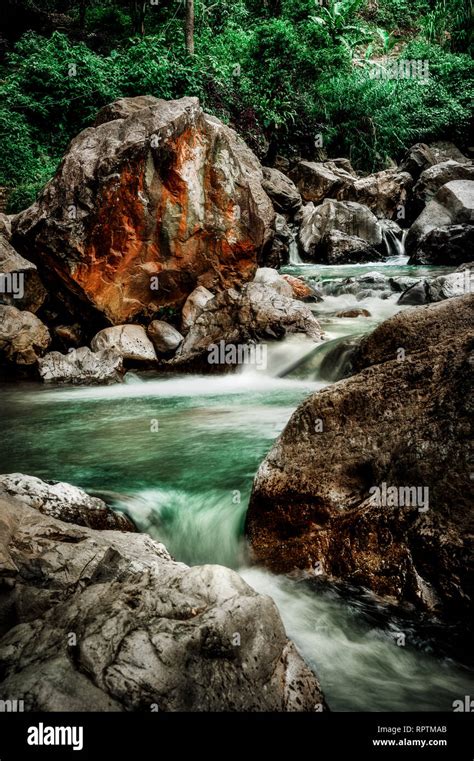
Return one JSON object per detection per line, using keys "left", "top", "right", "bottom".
{"left": 185, "top": 0, "right": 195, "bottom": 56}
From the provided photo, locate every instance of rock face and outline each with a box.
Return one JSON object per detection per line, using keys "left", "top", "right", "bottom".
{"left": 0, "top": 236, "right": 47, "bottom": 313}
{"left": 246, "top": 296, "right": 473, "bottom": 620}
{"left": 0, "top": 495, "right": 325, "bottom": 712}
{"left": 298, "top": 199, "right": 383, "bottom": 263}
{"left": 0, "top": 474, "right": 134, "bottom": 531}
{"left": 90, "top": 325, "right": 157, "bottom": 362}
{"left": 407, "top": 180, "right": 474, "bottom": 263}
{"left": 38, "top": 347, "right": 123, "bottom": 384}
{"left": 171, "top": 281, "right": 323, "bottom": 371}
{"left": 0, "top": 305, "right": 51, "bottom": 366}
{"left": 12, "top": 96, "right": 275, "bottom": 325}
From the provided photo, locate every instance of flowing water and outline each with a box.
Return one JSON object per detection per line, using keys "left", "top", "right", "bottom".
{"left": 1, "top": 261, "right": 472, "bottom": 711}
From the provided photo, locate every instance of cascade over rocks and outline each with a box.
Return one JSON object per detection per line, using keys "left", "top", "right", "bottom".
{"left": 246, "top": 296, "right": 474, "bottom": 620}
{"left": 0, "top": 495, "right": 326, "bottom": 712}
{"left": 12, "top": 96, "right": 275, "bottom": 326}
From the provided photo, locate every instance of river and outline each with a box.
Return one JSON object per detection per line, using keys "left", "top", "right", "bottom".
{"left": 1, "top": 260, "right": 472, "bottom": 711}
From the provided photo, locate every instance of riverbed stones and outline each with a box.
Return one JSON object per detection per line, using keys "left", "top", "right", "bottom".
{"left": 12, "top": 96, "right": 275, "bottom": 324}
{"left": 0, "top": 495, "right": 326, "bottom": 712}
{"left": 0, "top": 305, "right": 51, "bottom": 366}
{"left": 38, "top": 346, "right": 124, "bottom": 384}
{"left": 246, "top": 295, "right": 474, "bottom": 620}
{"left": 0, "top": 474, "right": 135, "bottom": 531}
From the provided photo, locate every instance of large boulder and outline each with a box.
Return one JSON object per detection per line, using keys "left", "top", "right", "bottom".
{"left": 0, "top": 305, "right": 50, "bottom": 366}
{"left": 413, "top": 160, "right": 474, "bottom": 205}
{"left": 171, "top": 282, "right": 323, "bottom": 371}
{"left": 298, "top": 199, "right": 383, "bottom": 263}
{"left": 246, "top": 296, "right": 473, "bottom": 620}
{"left": 261, "top": 167, "right": 302, "bottom": 214}
{"left": 0, "top": 236, "right": 47, "bottom": 313}
{"left": 38, "top": 346, "right": 123, "bottom": 385}
{"left": 12, "top": 97, "right": 275, "bottom": 325}
{"left": 0, "top": 495, "right": 325, "bottom": 712}
{"left": 0, "top": 474, "right": 134, "bottom": 531}
{"left": 399, "top": 143, "right": 438, "bottom": 180}
{"left": 90, "top": 325, "right": 157, "bottom": 363}
{"left": 344, "top": 168, "right": 413, "bottom": 219}
{"left": 407, "top": 180, "right": 474, "bottom": 263}
{"left": 291, "top": 161, "right": 354, "bottom": 203}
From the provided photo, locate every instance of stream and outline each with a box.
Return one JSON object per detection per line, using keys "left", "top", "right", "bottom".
{"left": 1, "top": 260, "right": 472, "bottom": 711}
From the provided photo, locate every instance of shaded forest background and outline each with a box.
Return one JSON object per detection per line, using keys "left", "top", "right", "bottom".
{"left": 1, "top": 0, "right": 473, "bottom": 212}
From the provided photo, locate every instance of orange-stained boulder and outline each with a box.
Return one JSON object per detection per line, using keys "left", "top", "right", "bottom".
{"left": 12, "top": 97, "right": 275, "bottom": 325}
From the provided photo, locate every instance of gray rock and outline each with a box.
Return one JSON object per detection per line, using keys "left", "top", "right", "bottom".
{"left": 91, "top": 325, "right": 157, "bottom": 363}
{"left": 0, "top": 213, "right": 13, "bottom": 239}
{"left": 171, "top": 282, "right": 323, "bottom": 371}
{"left": 38, "top": 346, "right": 123, "bottom": 384}
{"left": 0, "top": 474, "right": 135, "bottom": 531}
{"left": 147, "top": 320, "right": 183, "bottom": 355}
{"left": 253, "top": 267, "right": 293, "bottom": 297}
{"left": 0, "top": 496, "right": 326, "bottom": 712}
{"left": 345, "top": 168, "right": 413, "bottom": 219}
{"left": 407, "top": 180, "right": 474, "bottom": 263}
{"left": 181, "top": 286, "right": 215, "bottom": 333}
{"left": 399, "top": 143, "right": 438, "bottom": 180}
{"left": 0, "top": 305, "right": 51, "bottom": 366}
{"left": 414, "top": 161, "right": 474, "bottom": 205}
{"left": 398, "top": 264, "right": 473, "bottom": 305}
{"left": 261, "top": 167, "right": 302, "bottom": 214}
{"left": 409, "top": 224, "right": 474, "bottom": 266}
{"left": 299, "top": 199, "right": 383, "bottom": 262}
{"left": 291, "top": 161, "right": 354, "bottom": 203}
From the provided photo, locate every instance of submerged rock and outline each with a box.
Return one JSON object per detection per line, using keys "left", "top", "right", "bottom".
{"left": 0, "top": 304, "right": 51, "bottom": 366}
{"left": 0, "top": 495, "right": 326, "bottom": 712}
{"left": 0, "top": 474, "right": 134, "bottom": 531}
{"left": 12, "top": 96, "right": 274, "bottom": 325}
{"left": 38, "top": 346, "right": 123, "bottom": 384}
{"left": 246, "top": 296, "right": 473, "bottom": 620}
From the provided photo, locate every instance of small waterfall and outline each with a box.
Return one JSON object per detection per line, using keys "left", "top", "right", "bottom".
{"left": 288, "top": 223, "right": 304, "bottom": 264}
{"left": 379, "top": 220, "right": 408, "bottom": 263}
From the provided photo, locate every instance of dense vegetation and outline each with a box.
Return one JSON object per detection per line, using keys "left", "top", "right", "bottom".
{"left": 1, "top": 0, "right": 473, "bottom": 212}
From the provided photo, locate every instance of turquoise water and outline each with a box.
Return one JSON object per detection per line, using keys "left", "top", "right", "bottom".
{"left": 1, "top": 262, "right": 472, "bottom": 711}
